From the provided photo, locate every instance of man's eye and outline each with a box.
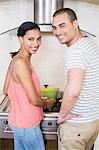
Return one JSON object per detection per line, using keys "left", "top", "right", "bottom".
{"left": 60, "top": 25, "right": 65, "bottom": 28}
{"left": 52, "top": 26, "right": 56, "bottom": 30}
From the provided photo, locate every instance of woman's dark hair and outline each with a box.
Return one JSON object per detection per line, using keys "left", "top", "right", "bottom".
{"left": 53, "top": 8, "right": 77, "bottom": 23}
{"left": 10, "top": 21, "right": 40, "bottom": 58}
{"left": 17, "top": 21, "right": 40, "bottom": 37}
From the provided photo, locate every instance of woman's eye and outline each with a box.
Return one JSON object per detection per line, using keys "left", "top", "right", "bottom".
{"left": 28, "top": 38, "right": 34, "bottom": 41}
{"left": 38, "top": 38, "right": 41, "bottom": 42}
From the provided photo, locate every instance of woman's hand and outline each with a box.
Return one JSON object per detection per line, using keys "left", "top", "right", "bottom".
{"left": 45, "top": 98, "right": 55, "bottom": 109}
{"left": 42, "top": 97, "right": 55, "bottom": 109}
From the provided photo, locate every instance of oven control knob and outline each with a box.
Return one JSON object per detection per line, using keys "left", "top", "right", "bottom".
{"left": 3, "top": 120, "right": 8, "bottom": 124}
{"left": 48, "top": 121, "right": 52, "bottom": 126}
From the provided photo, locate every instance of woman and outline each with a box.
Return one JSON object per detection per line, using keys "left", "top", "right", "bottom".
{"left": 3, "top": 21, "right": 54, "bottom": 150}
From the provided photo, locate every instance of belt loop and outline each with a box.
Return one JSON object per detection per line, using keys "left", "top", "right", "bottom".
{"left": 57, "top": 125, "right": 61, "bottom": 141}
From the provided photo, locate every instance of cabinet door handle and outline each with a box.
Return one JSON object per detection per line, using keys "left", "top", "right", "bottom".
{"left": 42, "top": 131, "right": 57, "bottom": 135}
{"left": 4, "top": 127, "right": 13, "bottom": 133}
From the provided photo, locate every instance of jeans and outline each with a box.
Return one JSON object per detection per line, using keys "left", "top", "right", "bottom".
{"left": 11, "top": 125, "right": 45, "bottom": 150}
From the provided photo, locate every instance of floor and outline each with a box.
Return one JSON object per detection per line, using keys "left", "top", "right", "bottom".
{"left": 0, "top": 139, "right": 57, "bottom": 150}
{"left": 0, "top": 139, "right": 94, "bottom": 150}
{"left": 45, "top": 140, "right": 58, "bottom": 150}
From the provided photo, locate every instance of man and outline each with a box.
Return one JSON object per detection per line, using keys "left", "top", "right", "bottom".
{"left": 52, "top": 8, "right": 99, "bottom": 150}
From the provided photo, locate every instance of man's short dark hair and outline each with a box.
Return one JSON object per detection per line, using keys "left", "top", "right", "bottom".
{"left": 53, "top": 8, "right": 78, "bottom": 23}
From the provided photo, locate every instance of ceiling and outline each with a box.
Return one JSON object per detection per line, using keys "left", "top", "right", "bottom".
{"left": 79, "top": 0, "right": 99, "bottom": 5}
{"left": 0, "top": 0, "right": 99, "bottom": 5}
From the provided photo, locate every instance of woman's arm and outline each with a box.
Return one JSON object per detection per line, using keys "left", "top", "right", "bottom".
{"left": 3, "top": 66, "right": 11, "bottom": 96}
{"left": 15, "top": 58, "right": 54, "bottom": 108}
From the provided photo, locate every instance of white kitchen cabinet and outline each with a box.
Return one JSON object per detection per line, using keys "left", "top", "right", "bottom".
{"left": 79, "top": 0, "right": 99, "bottom": 5}
{"left": 0, "top": 0, "right": 33, "bottom": 34}
{"left": 94, "top": 135, "right": 99, "bottom": 150}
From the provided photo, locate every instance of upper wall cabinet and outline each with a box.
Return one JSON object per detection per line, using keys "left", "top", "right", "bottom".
{"left": 0, "top": 0, "right": 33, "bottom": 34}
{"left": 79, "top": 0, "right": 99, "bottom": 5}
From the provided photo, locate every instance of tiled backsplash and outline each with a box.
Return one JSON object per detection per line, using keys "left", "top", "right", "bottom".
{"left": 0, "top": 0, "right": 99, "bottom": 91}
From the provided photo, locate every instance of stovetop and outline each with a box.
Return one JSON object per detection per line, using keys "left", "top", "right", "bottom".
{"left": 0, "top": 94, "right": 59, "bottom": 141}
{"left": 0, "top": 93, "right": 6, "bottom": 104}
{"left": 0, "top": 95, "right": 9, "bottom": 114}
{"left": 0, "top": 94, "right": 60, "bottom": 117}
{"left": 43, "top": 100, "right": 61, "bottom": 112}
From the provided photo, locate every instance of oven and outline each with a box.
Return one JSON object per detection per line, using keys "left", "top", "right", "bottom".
{"left": 0, "top": 96, "right": 13, "bottom": 139}
{"left": 0, "top": 94, "right": 62, "bottom": 140}
{"left": 41, "top": 114, "right": 58, "bottom": 140}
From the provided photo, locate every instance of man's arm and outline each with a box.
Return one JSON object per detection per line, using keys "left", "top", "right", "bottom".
{"left": 57, "top": 68, "right": 85, "bottom": 124}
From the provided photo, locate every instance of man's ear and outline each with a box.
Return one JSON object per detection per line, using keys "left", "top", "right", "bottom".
{"left": 73, "top": 20, "right": 79, "bottom": 28}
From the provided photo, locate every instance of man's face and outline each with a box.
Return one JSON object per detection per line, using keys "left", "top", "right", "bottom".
{"left": 52, "top": 13, "right": 78, "bottom": 46}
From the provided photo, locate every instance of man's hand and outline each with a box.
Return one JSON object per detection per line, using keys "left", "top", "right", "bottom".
{"left": 57, "top": 113, "right": 80, "bottom": 124}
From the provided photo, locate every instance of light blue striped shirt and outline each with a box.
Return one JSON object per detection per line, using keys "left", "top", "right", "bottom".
{"left": 64, "top": 37, "right": 99, "bottom": 123}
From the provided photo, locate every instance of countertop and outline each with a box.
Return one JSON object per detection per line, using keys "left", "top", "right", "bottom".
{"left": 0, "top": 92, "right": 6, "bottom": 104}
{"left": 0, "top": 93, "right": 59, "bottom": 117}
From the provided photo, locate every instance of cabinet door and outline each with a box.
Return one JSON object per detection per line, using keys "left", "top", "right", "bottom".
{"left": 94, "top": 135, "right": 99, "bottom": 150}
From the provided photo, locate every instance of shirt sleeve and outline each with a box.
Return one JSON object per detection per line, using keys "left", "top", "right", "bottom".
{"left": 65, "top": 48, "right": 90, "bottom": 71}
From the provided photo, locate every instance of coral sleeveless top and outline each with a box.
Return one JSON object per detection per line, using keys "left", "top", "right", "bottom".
{"left": 7, "top": 69, "right": 43, "bottom": 128}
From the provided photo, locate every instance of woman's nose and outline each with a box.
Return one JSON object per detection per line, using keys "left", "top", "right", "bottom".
{"left": 33, "top": 40, "right": 39, "bottom": 46}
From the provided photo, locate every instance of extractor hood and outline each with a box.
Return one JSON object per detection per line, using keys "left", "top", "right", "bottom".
{"left": 0, "top": 0, "right": 97, "bottom": 36}
{"left": 34, "top": 0, "right": 64, "bottom": 32}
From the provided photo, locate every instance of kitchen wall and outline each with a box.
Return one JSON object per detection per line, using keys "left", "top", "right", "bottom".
{"left": 0, "top": 0, "right": 99, "bottom": 92}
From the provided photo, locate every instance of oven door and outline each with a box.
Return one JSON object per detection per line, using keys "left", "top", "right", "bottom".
{"left": 41, "top": 115, "right": 58, "bottom": 140}
{"left": 0, "top": 115, "right": 13, "bottom": 139}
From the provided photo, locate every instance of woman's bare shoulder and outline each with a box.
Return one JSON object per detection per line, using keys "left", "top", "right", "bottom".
{"left": 11, "top": 56, "right": 28, "bottom": 70}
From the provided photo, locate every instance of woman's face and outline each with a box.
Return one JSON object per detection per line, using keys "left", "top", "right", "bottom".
{"left": 20, "top": 29, "right": 41, "bottom": 54}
